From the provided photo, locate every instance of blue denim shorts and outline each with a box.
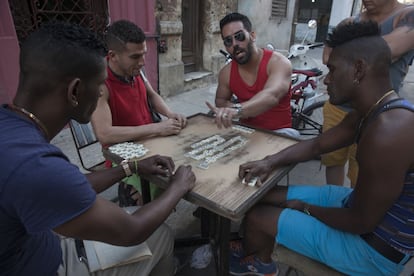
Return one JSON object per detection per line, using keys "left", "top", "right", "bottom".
{"left": 276, "top": 185, "right": 409, "bottom": 276}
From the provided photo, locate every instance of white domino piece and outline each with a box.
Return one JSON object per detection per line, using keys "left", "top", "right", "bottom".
{"left": 242, "top": 176, "right": 259, "bottom": 187}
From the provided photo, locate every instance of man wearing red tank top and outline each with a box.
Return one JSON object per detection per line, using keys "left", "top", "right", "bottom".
{"left": 91, "top": 20, "right": 187, "bottom": 205}
{"left": 207, "top": 12, "right": 294, "bottom": 135}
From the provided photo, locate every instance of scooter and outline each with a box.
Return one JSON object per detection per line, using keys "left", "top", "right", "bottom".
{"left": 267, "top": 20, "right": 325, "bottom": 108}
{"left": 267, "top": 20, "right": 324, "bottom": 70}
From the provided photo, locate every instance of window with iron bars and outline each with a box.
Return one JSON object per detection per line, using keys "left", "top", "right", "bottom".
{"left": 271, "top": 0, "right": 288, "bottom": 18}
{"left": 8, "top": 0, "right": 108, "bottom": 45}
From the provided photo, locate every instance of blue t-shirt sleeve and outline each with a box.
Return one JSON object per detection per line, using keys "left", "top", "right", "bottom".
{"left": 8, "top": 151, "right": 96, "bottom": 233}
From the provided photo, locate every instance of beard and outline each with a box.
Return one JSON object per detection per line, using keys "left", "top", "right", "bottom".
{"left": 233, "top": 41, "right": 253, "bottom": 65}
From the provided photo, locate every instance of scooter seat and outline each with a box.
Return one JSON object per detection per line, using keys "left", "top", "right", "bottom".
{"left": 292, "top": 68, "right": 323, "bottom": 77}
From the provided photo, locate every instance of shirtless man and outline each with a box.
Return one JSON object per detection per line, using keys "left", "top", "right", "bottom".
{"left": 231, "top": 21, "right": 414, "bottom": 276}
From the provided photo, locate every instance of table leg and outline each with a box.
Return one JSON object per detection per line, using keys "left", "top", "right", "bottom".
{"left": 217, "top": 216, "right": 231, "bottom": 276}
{"left": 141, "top": 178, "right": 151, "bottom": 204}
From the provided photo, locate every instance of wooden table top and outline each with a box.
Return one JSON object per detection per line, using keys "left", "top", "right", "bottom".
{"left": 105, "top": 113, "right": 298, "bottom": 220}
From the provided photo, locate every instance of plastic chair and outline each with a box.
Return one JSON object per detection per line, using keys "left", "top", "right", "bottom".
{"left": 69, "top": 120, "right": 105, "bottom": 172}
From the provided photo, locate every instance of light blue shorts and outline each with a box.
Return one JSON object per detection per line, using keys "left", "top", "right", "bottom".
{"left": 276, "top": 185, "right": 410, "bottom": 276}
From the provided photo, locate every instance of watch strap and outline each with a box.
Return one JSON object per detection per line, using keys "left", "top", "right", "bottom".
{"left": 121, "top": 160, "right": 132, "bottom": 177}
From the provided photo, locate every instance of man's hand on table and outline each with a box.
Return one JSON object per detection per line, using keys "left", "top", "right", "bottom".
{"left": 239, "top": 158, "right": 273, "bottom": 186}
{"left": 134, "top": 154, "right": 175, "bottom": 177}
{"left": 157, "top": 118, "right": 184, "bottom": 136}
{"left": 167, "top": 112, "right": 187, "bottom": 129}
{"left": 169, "top": 165, "right": 196, "bottom": 194}
{"left": 206, "top": 101, "right": 238, "bottom": 129}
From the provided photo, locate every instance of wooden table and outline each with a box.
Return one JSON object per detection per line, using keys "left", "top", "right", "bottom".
{"left": 104, "top": 113, "right": 298, "bottom": 275}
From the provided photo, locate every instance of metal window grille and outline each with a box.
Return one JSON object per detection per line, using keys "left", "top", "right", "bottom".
{"left": 271, "top": 0, "right": 288, "bottom": 18}
{"left": 8, "top": 0, "right": 108, "bottom": 44}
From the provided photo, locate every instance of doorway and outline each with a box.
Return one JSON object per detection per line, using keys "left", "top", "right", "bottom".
{"left": 181, "top": 0, "right": 201, "bottom": 73}
{"left": 293, "top": 0, "right": 332, "bottom": 43}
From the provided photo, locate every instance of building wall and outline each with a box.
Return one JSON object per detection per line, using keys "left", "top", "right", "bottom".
{"left": 238, "top": 0, "right": 296, "bottom": 53}
{"left": 156, "top": 0, "right": 237, "bottom": 97}
{"left": 201, "top": 1, "right": 238, "bottom": 77}
{"left": 329, "top": 0, "right": 355, "bottom": 28}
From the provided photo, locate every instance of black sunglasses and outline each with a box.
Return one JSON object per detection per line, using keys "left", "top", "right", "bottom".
{"left": 223, "top": 31, "right": 246, "bottom": 47}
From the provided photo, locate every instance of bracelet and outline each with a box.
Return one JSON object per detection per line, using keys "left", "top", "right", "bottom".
{"left": 303, "top": 204, "right": 311, "bottom": 216}
{"left": 232, "top": 103, "right": 243, "bottom": 118}
{"left": 121, "top": 160, "right": 132, "bottom": 177}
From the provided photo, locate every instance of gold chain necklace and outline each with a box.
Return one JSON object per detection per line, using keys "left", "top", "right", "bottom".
{"left": 8, "top": 104, "right": 50, "bottom": 139}
{"left": 359, "top": 89, "right": 395, "bottom": 128}
{"left": 364, "top": 90, "right": 395, "bottom": 118}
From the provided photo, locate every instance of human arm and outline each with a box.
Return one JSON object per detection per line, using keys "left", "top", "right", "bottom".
{"left": 210, "top": 52, "right": 292, "bottom": 128}
{"left": 144, "top": 74, "right": 187, "bottom": 128}
{"left": 284, "top": 109, "right": 414, "bottom": 234}
{"left": 382, "top": 7, "right": 414, "bottom": 62}
{"left": 238, "top": 52, "right": 292, "bottom": 117}
{"left": 328, "top": 11, "right": 414, "bottom": 63}
{"left": 239, "top": 110, "right": 359, "bottom": 183}
{"left": 54, "top": 164, "right": 195, "bottom": 246}
{"left": 208, "top": 64, "right": 241, "bottom": 128}
{"left": 215, "top": 64, "right": 236, "bottom": 109}
{"left": 91, "top": 85, "right": 183, "bottom": 145}
{"left": 85, "top": 154, "right": 174, "bottom": 194}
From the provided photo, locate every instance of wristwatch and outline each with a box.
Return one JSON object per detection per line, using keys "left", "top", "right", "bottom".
{"left": 232, "top": 103, "right": 243, "bottom": 118}
{"left": 121, "top": 160, "right": 132, "bottom": 177}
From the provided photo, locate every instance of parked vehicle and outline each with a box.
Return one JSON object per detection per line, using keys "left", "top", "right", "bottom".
{"left": 267, "top": 19, "right": 327, "bottom": 138}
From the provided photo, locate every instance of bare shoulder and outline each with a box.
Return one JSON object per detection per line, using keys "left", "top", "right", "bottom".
{"left": 101, "top": 83, "right": 110, "bottom": 101}
{"left": 270, "top": 50, "right": 289, "bottom": 63}
{"left": 218, "top": 62, "right": 231, "bottom": 80}
{"left": 269, "top": 51, "right": 291, "bottom": 70}
{"left": 360, "top": 107, "right": 414, "bottom": 165}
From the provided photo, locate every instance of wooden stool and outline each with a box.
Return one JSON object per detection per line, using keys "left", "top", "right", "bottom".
{"left": 273, "top": 245, "right": 344, "bottom": 276}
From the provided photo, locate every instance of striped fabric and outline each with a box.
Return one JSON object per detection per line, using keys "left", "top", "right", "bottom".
{"left": 357, "top": 98, "right": 414, "bottom": 255}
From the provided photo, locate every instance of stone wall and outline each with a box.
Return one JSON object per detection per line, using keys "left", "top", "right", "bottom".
{"left": 156, "top": 0, "right": 237, "bottom": 97}
{"left": 238, "top": 0, "right": 296, "bottom": 52}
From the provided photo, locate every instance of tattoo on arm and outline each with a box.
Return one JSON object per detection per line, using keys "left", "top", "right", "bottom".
{"left": 396, "top": 9, "right": 414, "bottom": 33}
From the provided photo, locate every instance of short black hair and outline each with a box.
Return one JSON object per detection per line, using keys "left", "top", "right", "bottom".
{"left": 220, "top": 12, "right": 252, "bottom": 33}
{"left": 105, "top": 20, "right": 146, "bottom": 51}
{"left": 18, "top": 21, "right": 106, "bottom": 97}
{"left": 326, "top": 21, "right": 391, "bottom": 70}
{"left": 325, "top": 20, "right": 380, "bottom": 48}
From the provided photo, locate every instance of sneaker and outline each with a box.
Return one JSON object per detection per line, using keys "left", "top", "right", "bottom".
{"left": 230, "top": 254, "right": 279, "bottom": 276}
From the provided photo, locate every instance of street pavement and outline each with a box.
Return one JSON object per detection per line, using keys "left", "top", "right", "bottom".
{"left": 51, "top": 48, "right": 414, "bottom": 275}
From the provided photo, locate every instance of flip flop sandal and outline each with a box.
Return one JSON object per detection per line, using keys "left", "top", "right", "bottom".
{"left": 118, "top": 182, "right": 142, "bottom": 207}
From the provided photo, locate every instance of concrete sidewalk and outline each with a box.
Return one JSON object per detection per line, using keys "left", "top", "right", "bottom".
{"left": 51, "top": 47, "right": 414, "bottom": 275}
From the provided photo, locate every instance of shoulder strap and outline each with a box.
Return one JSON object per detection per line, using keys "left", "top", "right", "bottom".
{"left": 369, "top": 98, "right": 414, "bottom": 123}
{"left": 356, "top": 99, "right": 414, "bottom": 143}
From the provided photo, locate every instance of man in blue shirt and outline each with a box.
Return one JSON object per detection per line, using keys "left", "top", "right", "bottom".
{"left": 0, "top": 21, "right": 195, "bottom": 276}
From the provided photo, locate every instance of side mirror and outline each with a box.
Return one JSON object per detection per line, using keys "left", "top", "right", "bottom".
{"left": 308, "top": 20, "right": 317, "bottom": 29}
